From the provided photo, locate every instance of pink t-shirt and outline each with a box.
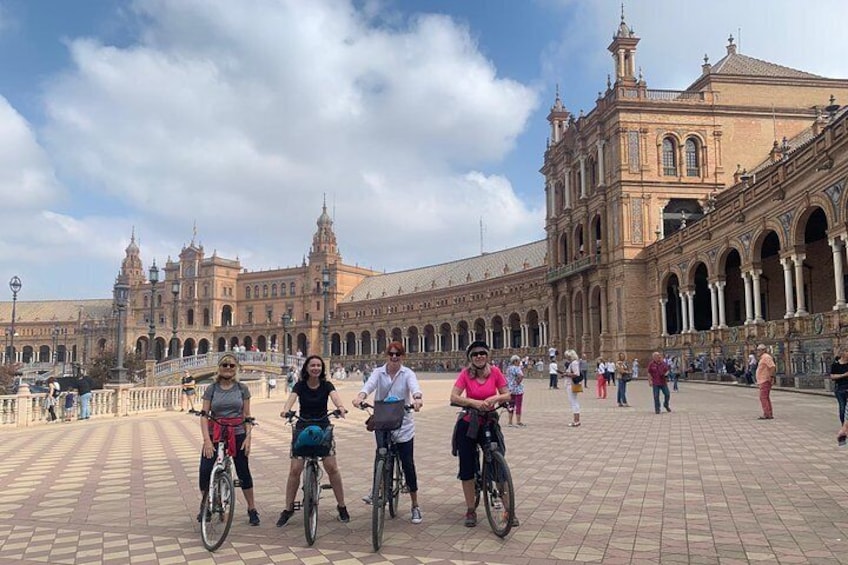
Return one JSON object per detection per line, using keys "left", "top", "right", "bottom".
{"left": 454, "top": 366, "right": 507, "bottom": 400}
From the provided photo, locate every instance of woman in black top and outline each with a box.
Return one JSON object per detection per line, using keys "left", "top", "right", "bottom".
{"left": 276, "top": 355, "right": 349, "bottom": 527}
{"left": 831, "top": 348, "right": 848, "bottom": 443}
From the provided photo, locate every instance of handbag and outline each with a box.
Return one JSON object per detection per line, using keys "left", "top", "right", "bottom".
{"left": 572, "top": 382, "right": 583, "bottom": 393}
{"left": 364, "top": 373, "right": 405, "bottom": 431}
{"left": 366, "top": 400, "right": 405, "bottom": 431}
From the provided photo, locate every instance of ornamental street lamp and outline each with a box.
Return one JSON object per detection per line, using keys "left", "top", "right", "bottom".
{"left": 321, "top": 265, "right": 330, "bottom": 358}
{"left": 113, "top": 280, "right": 129, "bottom": 384}
{"left": 148, "top": 261, "right": 159, "bottom": 360}
{"left": 82, "top": 322, "right": 90, "bottom": 366}
{"left": 170, "top": 279, "right": 180, "bottom": 359}
{"left": 51, "top": 325, "right": 60, "bottom": 366}
{"left": 8, "top": 276, "right": 21, "bottom": 365}
{"left": 61, "top": 328, "right": 69, "bottom": 376}
{"left": 281, "top": 311, "right": 291, "bottom": 356}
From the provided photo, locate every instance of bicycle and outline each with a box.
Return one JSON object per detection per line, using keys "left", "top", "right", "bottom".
{"left": 453, "top": 403, "right": 516, "bottom": 538}
{"left": 284, "top": 410, "right": 342, "bottom": 546}
{"left": 190, "top": 409, "right": 257, "bottom": 551}
{"left": 357, "top": 402, "right": 413, "bottom": 551}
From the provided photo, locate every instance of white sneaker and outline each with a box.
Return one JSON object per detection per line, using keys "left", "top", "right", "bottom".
{"left": 410, "top": 506, "right": 423, "bottom": 524}
{"left": 361, "top": 493, "right": 372, "bottom": 505}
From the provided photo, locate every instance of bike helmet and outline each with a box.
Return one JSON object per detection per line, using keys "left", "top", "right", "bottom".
{"left": 466, "top": 340, "right": 490, "bottom": 360}
{"left": 294, "top": 425, "right": 325, "bottom": 450}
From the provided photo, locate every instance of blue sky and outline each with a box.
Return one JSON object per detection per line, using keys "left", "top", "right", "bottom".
{"left": 1, "top": 0, "right": 847, "bottom": 300}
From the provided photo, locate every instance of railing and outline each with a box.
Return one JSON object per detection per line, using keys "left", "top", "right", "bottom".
{"left": 1, "top": 379, "right": 267, "bottom": 428}
{"left": 546, "top": 255, "right": 596, "bottom": 283}
{"left": 617, "top": 87, "right": 704, "bottom": 102}
{"left": 154, "top": 351, "right": 302, "bottom": 380}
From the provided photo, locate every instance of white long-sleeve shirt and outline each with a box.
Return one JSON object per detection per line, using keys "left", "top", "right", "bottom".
{"left": 359, "top": 364, "right": 422, "bottom": 443}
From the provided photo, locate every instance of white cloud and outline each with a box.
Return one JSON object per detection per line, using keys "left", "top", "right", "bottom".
{"left": 38, "top": 0, "right": 541, "bottom": 283}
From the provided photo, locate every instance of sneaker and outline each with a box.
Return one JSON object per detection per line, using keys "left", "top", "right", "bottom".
{"left": 665, "top": 406, "right": 671, "bottom": 412}
{"left": 275, "top": 509, "right": 295, "bottom": 527}
{"left": 517, "top": 422, "right": 526, "bottom": 427}
{"left": 464, "top": 510, "right": 477, "bottom": 527}
{"left": 337, "top": 505, "right": 350, "bottom": 523}
{"left": 361, "top": 493, "right": 373, "bottom": 505}
{"left": 411, "top": 506, "right": 423, "bottom": 524}
{"left": 248, "top": 508, "right": 260, "bottom": 526}
{"left": 503, "top": 512, "right": 520, "bottom": 527}
{"left": 196, "top": 509, "right": 211, "bottom": 522}
{"left": 839, "top": 434, "right": 847, "bottom": 448}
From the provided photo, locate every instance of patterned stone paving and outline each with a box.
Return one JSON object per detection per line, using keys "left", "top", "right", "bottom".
{"left": 1, "top": 375, "right": 848, "bottom": 564}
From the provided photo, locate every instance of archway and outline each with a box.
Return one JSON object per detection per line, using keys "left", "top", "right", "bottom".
{"left": 423, "top": 324, "right": 435, "bottom": 353}
{"left": 691, "top": 262, "right": 712, "bottom": 330}
{"left": 507, "top": 313, "right": 521, "bottom": 348}
{"left": 345, "top": 332, "right": 356, "bottom": 355}
{"left": 664, "top": 274, "right": 682, "bottom": 334}
{"left": 439, "top": 322, "right": 452, "bottom": 352}
{"left": 491, "top": 316, "right": 504, "bottom": 349}
{"left": 722, "top": 249, "right": 744, "bottom": 326}
{"left": 198, "top": 339, "right": 210, "bottom": 354}
{"left": 376, "top": 329, "right": 387, "bottom": 354}
{"left": 527, "top": 310, "right": 540, "bottom": 347}
{"left": 221, "top": 305, "right": 233, "bottom": 326}
{"left": 361, "top": 331, "right": 372, "bottom": 355}
{"left": 407, "top": 326, "right": 420, "bottom": 353}
{"left": 457, "top": 321, "right": 470, "bottom": 351}
{"left": 799, "top": 207, "right": 832, "bottom": 314}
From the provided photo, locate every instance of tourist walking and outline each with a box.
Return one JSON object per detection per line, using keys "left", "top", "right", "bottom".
{"left": 755, "top": 344, "right": 776, "bottom": 420}
{"left": 506, "top": 355, "right": 525, "bottom": 426}
{"left": 548, "top": 355, "right": 559, "bottom": 389}
{"left": 647, "top": 352, "right": 671, "bottom": 414}
{"left": 616, "top": 353, "right": 631, "bottom": 407}
{"left": 595, "top": 357, "right": 607, "bottom": 399}
{"left": 563, "top": 350, "right": 582, "bottom": 427}
{"left": 44, "top": 376, "right": 59, "bottom": 422}
{"left": 670, "top": 356, "right": 680, "bottom": 391}
{"left": 830, "top": 347, "right": 848, "bottom": 430}
{"left": 180, "top": 371, "right": 196, "bottom": 411}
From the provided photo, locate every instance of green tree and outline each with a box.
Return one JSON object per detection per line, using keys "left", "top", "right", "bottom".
{"left": 85, "top": 350, "right": 146, "bottom": 387}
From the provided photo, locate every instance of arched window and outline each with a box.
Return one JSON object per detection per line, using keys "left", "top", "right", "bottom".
{"left": 203, "top": 308, "right": 210, "bottom": 326}
{"left": 685, "top": 137, "right": 700, "bottom": 177}
{"left": 245, "top": 285, "right": 251, "bottom": 299}
{"left": 187, "top": 309, "right": 195, "bottom": 326}
{"left": 280, "top": 282, "right": 286, "bottom": 297}
{"left": 143, "top": 295, "right": 148, "bottom": 308}
{"left": 662, "top": 137, "right": 677, "bottom": 176}
{"left": 290, "top": 282, "right": 296, "bottom": 296}
{"left": 263, "top": 285, "right": 268, "bottom": 298}
{"left": 271, "top": 284, "right": 277, "bottom": 297}
{"left": 157, "top": 294, "right": 162, "bottom": 307}
{"left": 253, "top": 285, "right": 259, "bottom": 298}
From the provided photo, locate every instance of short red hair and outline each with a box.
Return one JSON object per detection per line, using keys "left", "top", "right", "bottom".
{"left": 386, "top": 341, "right": 405, "bottom": 355}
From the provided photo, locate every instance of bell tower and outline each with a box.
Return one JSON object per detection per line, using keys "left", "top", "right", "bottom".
{"left": 308, "top": 196, "right": 341, "bottom": 267}
{"left": 607, "top": 5, "right": 640, "bottom": 86}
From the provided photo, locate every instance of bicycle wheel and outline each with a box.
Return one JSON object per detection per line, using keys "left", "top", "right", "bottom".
{"left": 482, "top": 451, "right": 515, "bottom": 538}
{"left": 303, "top": 461, "right": 319, "bottom": 546}
{"left": 371, "top": 458, "right": 386, "bottom": 552}
{"left": 387, "top": 454, "right": 402, "bottom": 518}
{"left": 201, "top": 469, "right": 235, "bottom": 551}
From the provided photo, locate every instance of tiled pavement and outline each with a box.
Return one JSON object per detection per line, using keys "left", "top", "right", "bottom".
{"left": 2, "top": 376, "right": 848, "bottom": 564}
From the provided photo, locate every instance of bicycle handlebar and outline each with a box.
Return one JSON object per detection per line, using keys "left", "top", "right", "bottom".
{"left": 450, "top": 402, "right": 511, "bottom": 411}
{"left": 356, "top": 402, "right": 414, "bottom": 411}
{"left": 189, "top": 409, "right": 257, "bottom": 426}
{"left": 284, "top": 409, "right": 342, "bottom": 424}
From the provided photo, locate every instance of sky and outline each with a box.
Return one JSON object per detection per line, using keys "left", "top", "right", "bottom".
{"left": 1, "top": 0, "right": 847, "bottom": 300}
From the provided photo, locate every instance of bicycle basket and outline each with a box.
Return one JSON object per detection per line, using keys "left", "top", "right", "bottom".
{"left": 293, "top": 425, "right": 334, "bottom": 457}
{"left": 365, "top": 399, "right": 405, "bottom": 431}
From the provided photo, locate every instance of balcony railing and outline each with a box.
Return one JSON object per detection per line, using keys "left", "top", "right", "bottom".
{"left": 546, "top": 255, "right": 597, "bottom": 283}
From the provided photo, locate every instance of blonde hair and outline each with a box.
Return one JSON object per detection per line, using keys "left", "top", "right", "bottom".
{"left": 563, "top": 349, "right": 578, "bottom": 361}
{"left": 215, "top": 353, "right": 241, "bottom": 383}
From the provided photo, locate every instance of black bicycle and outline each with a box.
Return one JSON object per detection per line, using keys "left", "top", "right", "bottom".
{"left": 190, "top": 409, "right": 257, "bottom": 551}
{"left": 357, "top": 402, "right": 413, "bottom": 551}
{"left": 454, "top": 403, "right": 516, "bottom": 538}
{"left": 284, "top": 410, "right": 341, "bottom": 546}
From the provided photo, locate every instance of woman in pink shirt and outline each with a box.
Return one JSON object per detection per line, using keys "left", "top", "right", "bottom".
{"left": 450, "top": 341, "right": 512, "bottom": 528}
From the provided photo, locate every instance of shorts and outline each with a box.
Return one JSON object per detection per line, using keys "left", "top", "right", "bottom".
{"left": 182, "top": 389, "right": 195, "bottom": 396}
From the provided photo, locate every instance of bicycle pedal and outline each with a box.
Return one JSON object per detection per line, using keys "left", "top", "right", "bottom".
{"left": 320, "top": 484, "right": 333, "bottom": 490}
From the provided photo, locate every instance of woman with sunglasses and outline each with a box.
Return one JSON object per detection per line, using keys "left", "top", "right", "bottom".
{"left": 198, "top": 354, "right": 260, "bottom": 526}
{"left": 449, "top": 340, "right": 513, "bottom": 528}
{"left": 353, "top": 341, "right": 424, "bottom": 524}
{"left": 277, "top": 355, "right": 350, "bottom": 527}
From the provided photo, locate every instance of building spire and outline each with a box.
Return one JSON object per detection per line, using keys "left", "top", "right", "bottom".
{"left": 191, "top": 220, "right": 197, "bottom": 246}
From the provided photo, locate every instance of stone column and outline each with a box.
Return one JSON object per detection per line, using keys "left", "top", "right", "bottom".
{"left": 686, "top": 290, "right": 696, "bottom": 332}
{"left": 596, "top": 140, "right": 606, "bottom": 186}
{"left": 581, "top": 289, "right": 590, "bottom": 342}
{"left": 579, "top": 156, "right": 587, "bottom": 199}
{"left": 709, "top": 282, "right": 719, "bottom": 330}
{"left": 779, "top": 257, "right": 795, "bottom": 318}
{"left": 547, "top": 180, "right": 554, "bottom": 218}
{"left": 659, "top": 298, "right": 668, "bottom": 336}
{"left": 716, "top": 280, "right": 727, "bottom": 328}
{"left": 679, "top": 291, "right": 689, "bottom": 333}
{"left": 599, "top": 284, "right": 609, "bottom": 334}
{"left": 830, "top": 237, "right": 847, "bottom": 309}
{"left": 751, "top": 269, "right": 764, "bottom": 323}
{"left": 793, "top": 254, "right": 808, "bottom": 316}
{"left": 564, "top": 169, "right": 572, "bottom": 209}
{"left": 742, "top": 272, "right": 753, "bottom": 324}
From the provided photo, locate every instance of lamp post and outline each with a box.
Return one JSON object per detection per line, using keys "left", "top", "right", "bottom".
{"left": 148, "top": 261, "right": 159, "bottom": 360}
{"left": 51, "top": 325, "right": 59, "bottom": 366}
{"left": 321, "top": 266, "right": 331, "bottom": 358}
{"left": 62, "top": 328, "right": 69, "bottom": 376}
{"left": 170, "top": 279, "right": 180, "bottom": 359}
{"left": 281, "top": 312, "right": 291, "bottom": 357}
{"left": 8, "top": 276, "right": 21, "bottom": 365}
{"left": 113, "top": 280, "right": 129, "bottom": 384}
{"left": 82, "top": 322, "right": 90, "bottom": 366}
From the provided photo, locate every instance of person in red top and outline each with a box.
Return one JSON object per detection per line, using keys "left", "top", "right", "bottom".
{"left": 450, "top": 340, "right": 512, "bottom": 528}
{"left": 647, "top": 352, "right": 671, "bottom": 414}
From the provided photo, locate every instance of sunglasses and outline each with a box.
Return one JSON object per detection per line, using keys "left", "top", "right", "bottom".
{"left": 220, "top": 363, "right": 237, "bottom": 369}
{"left": 388, "top": 352, "right": 402, "bottom": 357}
{"left": 470, "top": 351, "right": 488, "bottom": 358}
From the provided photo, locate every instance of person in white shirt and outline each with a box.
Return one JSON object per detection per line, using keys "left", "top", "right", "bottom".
{"left": 353, "top": 341, "right": 424, "bottom": 524}
{"left": 549, "top": 357, "right": 560, "bottom": 389}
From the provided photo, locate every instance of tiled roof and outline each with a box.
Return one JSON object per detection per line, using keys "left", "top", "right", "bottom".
{"left": 0, "top": 299, "right": 114, "bottom": 324}
{"left": 343, "top": 240, "right": 547, "bottom": 303}
{"left": 710, "top": 52, "right": 821, "bottom": 79}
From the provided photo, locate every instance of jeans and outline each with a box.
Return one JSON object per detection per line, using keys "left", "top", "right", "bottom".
{"left": 549, "top": 374, "right": 558, "bottom": 388}
{"left": 652, "top": 384, "right": 670, "bottom": 413}
{"left": 836, "top": 386, "right": 848, "bottom": 424}
{"left": 79, "top": 392, "right": 92, "bottom": 419}
{"left": 616, "top": 379, "right": 628, "bottom": 405}
{"left": 672, "top": 373, "right": 679, "bottom": 391}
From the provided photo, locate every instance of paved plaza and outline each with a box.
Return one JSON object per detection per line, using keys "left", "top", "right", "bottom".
{"left": 1, "top": 375, "right": 848, "bottom": 564}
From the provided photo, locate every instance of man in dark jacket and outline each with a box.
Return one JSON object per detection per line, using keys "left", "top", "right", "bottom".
{"left": 75, "top": 373, "right": 94, "bottom": 420}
